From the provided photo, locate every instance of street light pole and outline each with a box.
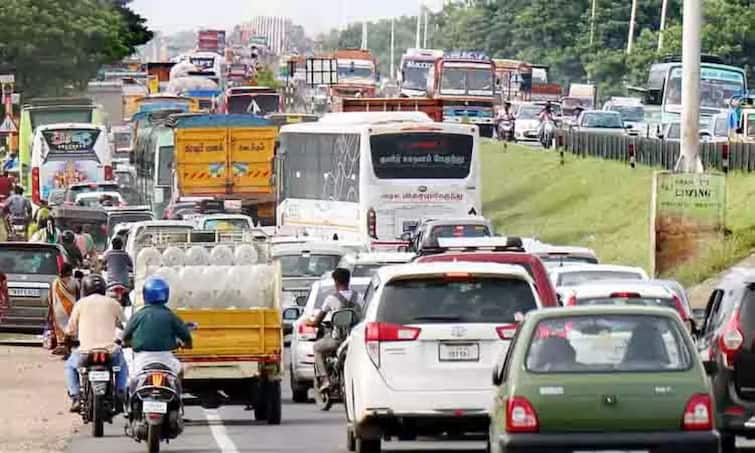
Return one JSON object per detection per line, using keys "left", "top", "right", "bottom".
{"left": 627, "top": 0, "right": 638, "bottom": 53}
{"left": 589, "top": 0, "right": 597, "bottom": 47}
{"left": 658, "top": 0, "right": 669, "bottom": 51}
{"left": 678, "top": 0, "right": 703, "bottom": 173}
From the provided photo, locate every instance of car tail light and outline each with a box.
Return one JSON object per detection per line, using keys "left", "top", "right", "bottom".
{"left": 682, "top": 393, "right": 713, "bottom": 431}
{"left": 671, "top": 294, "right": 689, "bottom": 320}
{"left": 104, "top": 165, "right": 113, "bottom": 181}
{"left": 298, "top": 323, "right": 317, "bottom": 341}
{"left": 506, "top": 397, "right": 539, "bottom": 433}
{"left": 365, "top": 322, "right": 421, "bottom": 368}
{"left": 496, "top": 323, "right": 518, "bottom": 340}
{"left": 719, "top": 311, "right": 744, "bottom": 368}
{"left": 564, "top": 293, "right": 577, "bottom": 306}
{"left": 367, "top": 208, "right": 377, "bottom": 239}
{"left": 31, "top": 168, "right": 40, "bottom": 205}
{"left": 610, "top": 292, "right": 641, "bottom": 299}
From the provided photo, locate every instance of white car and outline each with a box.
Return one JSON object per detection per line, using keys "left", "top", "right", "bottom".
{"left": 343, "top": 262, "right": 541, "bottom": 452}
{"left": 527, "top": 243, "right": 599, "bottom": 267}
{"left": 289, "top": 276, "right": 371, "bottom": 403}
{"left": 124, "top": 220, "right": 195, "bottom": 260}
{"left": 514, "top": 103, "right": 542, "bottom": 141}
{"left": 548, "top": 263, "right": 649, "bottom": 299}
{"left": 337, "top": 252, "right": 416, "bottom": 278}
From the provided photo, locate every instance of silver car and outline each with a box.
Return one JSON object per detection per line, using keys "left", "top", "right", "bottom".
{"left": 574, "top": 110, "right": 628, "bottom": 136}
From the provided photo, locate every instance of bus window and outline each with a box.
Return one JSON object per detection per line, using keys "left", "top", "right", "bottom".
{"left": 370, "top": 133, "right": 473, "bottom": 179}
{"left": 156, "top": 146, "right": 174, "bottom": 187}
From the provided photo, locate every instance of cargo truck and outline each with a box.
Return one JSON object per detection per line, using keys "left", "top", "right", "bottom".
{"left": 173, "top": 114, "right": 277, "bottom": 226}
{"left": 333, "top": 97, "right": 443, "bottom": 122}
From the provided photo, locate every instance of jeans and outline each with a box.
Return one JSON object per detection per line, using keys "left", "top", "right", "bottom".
{"left": 313, "top": 337, "right": 340, "bottom": 379}
{"left": 65, "top": 349, "right": 128, "bottom": 397}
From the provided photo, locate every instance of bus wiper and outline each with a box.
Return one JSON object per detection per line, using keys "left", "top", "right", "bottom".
{"left": 412, "top": 315, "right": 464, "bottom": 322}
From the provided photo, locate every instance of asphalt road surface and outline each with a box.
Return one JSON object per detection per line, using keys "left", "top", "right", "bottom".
{"left": 66, "top": 352, "right": 755, "bottom": 453}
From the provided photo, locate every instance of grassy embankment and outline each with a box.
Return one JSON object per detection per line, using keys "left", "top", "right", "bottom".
{"left": 481, "top": 140, "right": 755, "bottom": 286}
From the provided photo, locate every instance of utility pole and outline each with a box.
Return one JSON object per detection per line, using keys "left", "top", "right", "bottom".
{"left": 658, "top": 0, "right": 669, "bottom": 51}
{"left": 390, "top": 17, "right": 395, "bottom": 81}
{"left": 589, "top": 0, "right": 597, "bottom": 46}
{"left": 626, "top": 0, "right": 638, "bottom": 53}
{"left": 423, "top": 6, "right": 429, "bottom": 48}
{"left": 678, "top": 0, "right": 703, "bottom": 173}
{"left": 361, "top": 21, "right": 368, "bottom": 50}
{"left": 415, "top": 2, "right": 422, "bottom": 49}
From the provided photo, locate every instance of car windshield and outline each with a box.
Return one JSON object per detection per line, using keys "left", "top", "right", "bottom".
{"left": 0, "top": 247, "right": 59, "bottom": 275}
{"left": 424, "top": 224, "right": 491, "bottom": 246}
{"left": 517, "top": 106, "right": 540, "bottom": 120}
{"left": 748, "top": 114, "right": 755, "bottom": 137}
{"left": 539, "top": 256, "right": 599, "bottom": 266}
{"left": 526, "top": 315, "right": 691, "bottom": 373}
{"left": 558, "top": 270, "right": 643, "bottom": 287}
{"left": 582, "top": 113, "right": 623, "bottom": 128}
{"left": 313, "top": 283, "right": 369, "bottom": 309}
{"left": 115, "top": 172, "right": 134, "bottom": 188}
{"left": 377, "top": 276, "right": 537, "bottom": 324}
{"left": 441, "top": 68, "right": 493, "bottom": 95}
{"left": 613, "top": 105, "right": 644, "bottom": 122}
{"left": 713, "top": 117, "right": 728, "bottom": 137}
{"left": 202, "top": 219, "right": 250, "bottom": 231}
{"left": 107, "top": 213, "right": 152, "bottom": 236}
{"left": 337, "top": 65, "right": 374, "bottom": 80}
{"left": 278, "top": 254, "right": 342, "bottom": 277}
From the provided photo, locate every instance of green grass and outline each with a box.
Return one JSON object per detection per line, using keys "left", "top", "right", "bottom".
{"left": 481, "top": 141, "right": 755, "bottom": 286}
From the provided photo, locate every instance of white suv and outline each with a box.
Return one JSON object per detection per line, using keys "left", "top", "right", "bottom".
{"left": 289, "top": 277, "right": 371, "bottom": 403}
{"left": 343, "top": 262, "right": 541, "bottom": 453}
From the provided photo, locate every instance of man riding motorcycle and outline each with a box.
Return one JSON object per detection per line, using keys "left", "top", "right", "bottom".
{"left": 537, "top": 101, "right": 556, "bottom": 145}
{"left": 5, "top": 185, "right": 31, "bottom": 238}
{"left": 308, "top": 268, "right": 361, "bottom": 390}
{"left": 122, "top": 276, "right": 193, "bottom": 382}
{"left": 496, "top": 101, "right": 516, "bottom": 141}
{"left": 64, "top": 274, "right": 128, "bottom": 412}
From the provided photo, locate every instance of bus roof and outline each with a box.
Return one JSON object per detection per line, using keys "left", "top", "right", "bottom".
{"left": 25, "top": 97, "right": 94, "bottom": 108}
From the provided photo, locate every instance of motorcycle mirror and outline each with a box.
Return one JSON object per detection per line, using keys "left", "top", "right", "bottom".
{"left": 185, "top": 322, "right": 199, "bottom": 331}
{"left": 332, "top": 309, "right": 356, "bottom": 329}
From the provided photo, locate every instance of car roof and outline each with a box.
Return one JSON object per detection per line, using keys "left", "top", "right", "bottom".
{"left": 530, "top": 244, "right": 598, "bottom": 258}
{"left": 568, "top": 280, "right": 673, "bottom": 298}
{"left": 197, "top": 214, "right": 253, "bottom": 221}
{"left": 340, "top": 252, "right": 416, "bottom": 265}
{"left": 35, "top": 123, "right": 106, "bottom": 132}
{"left": 417, "top": 251, "right": 541, "bottom": 264}
{"left": 525, "top": 305, "right": 681, "bottom": 322}
{"left": 130, "top": 220, "right": 194, "bottom": 228}
{"left": 67, "top": 182, "right": 118, "bottom": 189}
{"left": 719, "top": 267, "right": 755, "bottom": 286}
{"left": 549, "top": 263, "right": 646, "bottom": 275}
{"left": 422, "top": 217, "right": 492, "bottom": 228}
{"left": 375, "top": 262, "right": 534, "bottom": 284}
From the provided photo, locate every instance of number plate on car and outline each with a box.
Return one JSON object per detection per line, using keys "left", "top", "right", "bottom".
{"left": 8, "top": 288, "right": 40, "bottom": 298}
{"left": 88, "top": 371, "right": 110, "bottom": 382}
{"left": 439, "top": 343, "right": 479, "bottom": 362}
{"left": 142, "top": 400, "right": 168, "bottom": 414}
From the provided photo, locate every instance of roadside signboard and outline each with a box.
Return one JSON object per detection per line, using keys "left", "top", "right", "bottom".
{"left": 305, "top": 58, "right": 338, "bottom": 87}
{"left": 0, "top": 75, "right": 15, "bottom": 85}
{"left": 650, "top": 171, "right": 726, "bottom": 276}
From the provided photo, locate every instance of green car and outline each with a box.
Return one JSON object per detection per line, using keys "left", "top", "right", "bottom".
{"left": 489, "top": 306, "right": 720, "bottom": 453}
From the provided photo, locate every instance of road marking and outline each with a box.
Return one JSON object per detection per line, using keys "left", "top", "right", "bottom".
{"left": 204, "top": 409, "right": 240, "bottom": 453}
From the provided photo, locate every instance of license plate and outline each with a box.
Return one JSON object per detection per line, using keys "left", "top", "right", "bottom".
{"left": 9, "top": 288, "right": 40, "bottom": 298}
{"left": 439, "top": 343, "right": 479, "bottom": 362}
{"left": 88, "top": 371, "right": 110, "bottom": 382}
{"left": 143, "top": 400, "right": 168, "bottom": 414}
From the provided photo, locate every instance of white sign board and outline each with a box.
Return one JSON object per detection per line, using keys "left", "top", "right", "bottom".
{"left": 305, "top": 58, "right": 338, "bottom": 87}
{"left": 0, "top": 75, "right": 15, "bottom": 84}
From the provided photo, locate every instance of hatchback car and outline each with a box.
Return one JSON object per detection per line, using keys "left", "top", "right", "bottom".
{"left": 409, "top": 217, "right": 494, "bottom": 255}
{"left": 548, "top": 263, "right": 649, "bottom": 294}
{"left": 489, "top": 306, "right": 719, "bottom": 453}
{"left": 289, "top": 276, "right": 371, "bottom": 403}
{"left": 272, "top": 242, "right": 350, "bottom": 308}
{"left": 344, "top": 262, "right": 541, "bottom": 452}
{"left": 697, "top": 267, "right": 755, "bottom": 452}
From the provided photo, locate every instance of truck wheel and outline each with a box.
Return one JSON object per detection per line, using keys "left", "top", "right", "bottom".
{"left": 266, "top": 381, "right": 282, "bottom": 425}
{"left": 356, "top": 437, "right": 381, "bottom": 453}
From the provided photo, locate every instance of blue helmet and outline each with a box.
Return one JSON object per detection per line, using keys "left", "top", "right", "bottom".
{"left": 143, "top": 276, "right": 170, "bottom": 305}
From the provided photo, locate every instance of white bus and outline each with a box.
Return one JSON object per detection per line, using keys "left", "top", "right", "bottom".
{"left": 30, "top": 123, "right": 112, "bottom": 205}
{"left": 277, "top": 112, "right": 482, "bottom": 249}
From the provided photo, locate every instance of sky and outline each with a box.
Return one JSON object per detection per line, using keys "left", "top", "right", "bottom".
{"left": 130, "top": 0, "right": 444, "bottom": 37}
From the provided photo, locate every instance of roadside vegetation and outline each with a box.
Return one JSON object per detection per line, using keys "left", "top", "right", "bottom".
{"left": 481, "top": 141, "right": 755, "bottom": 286}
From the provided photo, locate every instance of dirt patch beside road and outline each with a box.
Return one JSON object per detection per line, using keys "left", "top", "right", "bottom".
{"left": 0, "top": 346, "right": 80, "bottom": 453}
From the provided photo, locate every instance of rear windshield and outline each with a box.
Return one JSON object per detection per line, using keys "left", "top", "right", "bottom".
{"left": 377, "top": 277, "right": 537, "bottom": 324}
{"left": 577, "top": 296, "right": 677, "bottom": 310}
{"left": 0, "top": 247, "right": 59, "bottom": 275}
{"left": 278, "top": 254, "right": 342, "bottom": 278}
{"left": 202, "top": 219, "right": 250, "bottom": 231}
{"left": 114, "top": 172, "right": 134, "bottom": 188}
{"left": 558, "top": 270, "right": 643, "bottom": 287}
{"left": 227, "top": 94, "right": 280, "bottom": 115}
{"left": 527, "top": 315, "right": 691, "bottom": 373}
{"left": 539, "top": 256, "right": 599, "bottom": 266}
{"left": 313, "top": 283, "right": 369, "bottom": 309}
{"left": 370, "top": 133, "right": 474, "bottom": 180}
{"left": 66, "top": 184, "right": 119, "bottom": 201}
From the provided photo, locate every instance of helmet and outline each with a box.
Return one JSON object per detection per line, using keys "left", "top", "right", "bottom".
{"left": 143, "top": 276, "right": 170, "bottom": 305}
{"left": 62, "top": 230, "right": 75, "bottom": 244}
{"left": 81, "top": 274, "right": 107, "bottom": 297}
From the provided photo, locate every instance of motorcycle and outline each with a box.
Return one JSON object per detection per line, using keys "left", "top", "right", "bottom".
{"left": 313, "top": 309, "right": 358, "bottom": 411}
{"left": 126, "top": 362, "right": 183, "bottom": 453}
{"left": 540, "top": 119, "right": 556, "bottom": 149}
{"left": 77, "top": 348, "right": 121, "bottom": 437}
{"left": 497, "top": 118, "right": 516, "bottom": 142}
{"left": 8, "top": 215, "right": 27, "bottom": 241}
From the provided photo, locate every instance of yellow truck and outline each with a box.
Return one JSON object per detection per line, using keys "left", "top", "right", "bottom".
{"left": 131, "top": 228, "right": 284, "bottom": 423}
{"left": 173, "top": 114, "right": 278, "bottom": 225}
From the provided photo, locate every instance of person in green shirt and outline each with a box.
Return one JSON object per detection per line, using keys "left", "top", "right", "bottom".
{"left": 122, "top": 276, "right": 192, "bottom": 379}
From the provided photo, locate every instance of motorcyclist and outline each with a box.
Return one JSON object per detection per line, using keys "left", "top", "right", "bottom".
{"left": 102, "top": 236, "right": 133, "bottom": 287}
{"left": 537, "top": 101, "right": 555, "bottom": 143}
{"left": 122, "top": 276, "right": 192, "bottom": 382}
{"left": 63, "top": 274, "right": 128, "bottom": 412}
{"left": 308, "top": 268, "right": 362, "bottom": 390}
{"left": 61, "top": 230, "right": 83, "bottom": 268}
{"left": 496, "top": 101, "right": 515, "bottom": 140}
{"left": 5, "top": 185, "right": 31, "bottom": 237}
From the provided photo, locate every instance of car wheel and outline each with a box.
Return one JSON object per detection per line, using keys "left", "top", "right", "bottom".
{"left": 721, "top": 433, "right": 736, "bottom": 453}
{"left": 346, "top": 426, "right": 356, "bottom": 452}
{"left": 290, "top": 366, "right": 309, "bottom": 403}
{"left": 356, "top": 437, "right": 380, "bottom": 453}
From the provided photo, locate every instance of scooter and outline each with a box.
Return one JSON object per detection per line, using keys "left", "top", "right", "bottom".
{"left": 77, "top": 348, "right": 122, "bottom": 438}
{"left": 497, "top": 118, "right": 516, "bottom": 142}
{"left": 313, "top": 309, "right": 359, "bottom": 411}
{"left": 8, "top": 216, "right": 27, "bottom": 241}
{"left": 126, "top": 362, "right": 183, "bottom": 453}
{"left": 540, "top": 120, "right": 556, "bottom": 149}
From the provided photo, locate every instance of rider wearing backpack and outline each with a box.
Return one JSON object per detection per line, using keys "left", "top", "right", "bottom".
{"left": 309, "top": 268, "right": 361, "bottom": 390}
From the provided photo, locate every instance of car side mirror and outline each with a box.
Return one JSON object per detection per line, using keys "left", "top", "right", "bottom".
{"left": 282, "top": 307, "right": 302, "bottom": 321}
{"left": 703, "top": 360, "right": 718, "bottom": 376}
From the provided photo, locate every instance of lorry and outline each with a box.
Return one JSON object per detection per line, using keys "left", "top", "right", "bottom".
{"left": 224, "top": 86, "right": 283, "bottom": 116}
{"left": 494, "top": 59, "right": 562, "bottom": 103}
{"left": 567, "top": 83, "right": 598, "bottom": 110}
{"left": 330, "top": 49, "right": 378, "bottom": 100}
{"left": 145, "top": 62, "right": 177, "bottom": 92}
{"left": 173, "top": 114, "right": 278, "bottom": 226}
{"left": 197, "top": 30, "right": 226, "bottom": 54}
{"left": 86, "top": 81, "right": 125, "bottom": 127}
{"left": 429, "top": 53, "right": 497, "bottom": 137}
{"left": 333, "top": 97, "right": 443, "bottom": 122}
{"left": 131, "top": 228, "right": 284, "bottom": 422}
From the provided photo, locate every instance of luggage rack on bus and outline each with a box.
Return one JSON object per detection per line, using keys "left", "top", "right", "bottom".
{"left": 418, "top": 236, "right": 525, "bottom": 256}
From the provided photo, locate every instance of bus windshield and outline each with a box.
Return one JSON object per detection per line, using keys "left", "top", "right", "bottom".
{"left": 666, "top": 67, "right": 745, "bottom": 109}
{"left": 41, "top": 129, "right": 101, "bottom": 162}
{"left": 370, "top": 133, "right": 473, "bottom": 179}
{"left": 403, "top": 61, "right": 433, "bottom": 91}
{"left": 441, "top": 67, "right": 494, "bottom": 95}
